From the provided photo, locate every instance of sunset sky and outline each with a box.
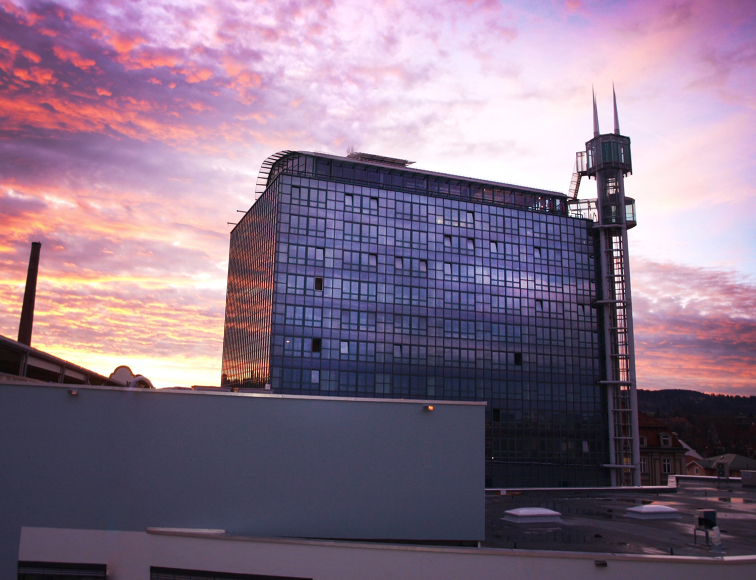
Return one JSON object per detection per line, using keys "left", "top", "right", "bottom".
{"left": 1, "top": 0, "right": 754, "bottom": 393}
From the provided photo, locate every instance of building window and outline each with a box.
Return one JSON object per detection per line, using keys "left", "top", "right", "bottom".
{"left": 19, "top": 562, "right": 107, "bottom": 579}
{"left": 466, "top": 237, "right": 475, "bottom": 250}
{"left": 492, "top": 323, "right": 521, "bottom": 340}
{"left": 660, "top": 434, "right": 671, "bottom": 447}
{"left": 514, "top": 352, "right": 523, "bottom": 366}
{"left": 344, "top": 194, "right": 378, "bottom": 215}
{"left": 442, "top": 208, "right": 474, "bottom": 227}
{"left": 286, "top": 244, "right": 325, "bottom": 265}
{"left": 341, "top": 310, "right": 376, "bottom": 331}
{"left": 289, "top": 215, "right": 325, "bottom": 236}
{"left": 444, "top": 319, "right": 475, "bottom": 339}
{"left": 291, "top": 185, "right": 327, "bottom": 208}
{"left": 490, "top": 241, "right": 499, "bottom": 253}
{"left": 491, "top": 295, "right": 520, "bottom": 314}
{"left": 443, "top": 262, "right": 474, "bottom": 282}
{"left": 640, "top": 457, "right": 648, "bottom": 473}
{"left": 338, "top": 341, "right": 375, "bottom": 361}
{"left": 394, "top": 314, "right": 427, "bottom": 334}
{"left": 150, "top": 567, "right": 309, "bottom": 580}
{"left": 445, "top": 290, "right": 476, "bottom": 309}
{"left": 662, "top": 457, "right": 672, "bottom": 473}
{"left": 492, "top": 409, "right": 501, "bottom": 422}
{"left": 396, "top": 200, "right": 427, "bottom": 220}
{"left": 396, "top": 228, "right": 427, "bottom": 249}
{"left": 284, "top": 306, "right": 322, "bottom": 327}
{"left": 344, "top": 251, "right": 377, "bottom": 269}
{"left": 534, "top": 247, "right": 542, "bottom": 259}
{"left": 394, "top": 285, "right": 427, "bottom": 306}
{"left": 444, "top": 348, "right": 476, "bottom": 367}
{"left": 314, "top": 277, "right": 324, "bottom": 291}
{"left": 344, "top": 222, "right": 378, "bottom": 242}
{"left": 311, "top": 370, "right": 320, "bottom": 383}
{"left": 639, "top": 436, "right": 647, "bottom": 447}
{"left": 342, "top": 280, "right": 377, "bottom": 301}
{"left": 284, "top": 337, "right": 320, "bottom": 358}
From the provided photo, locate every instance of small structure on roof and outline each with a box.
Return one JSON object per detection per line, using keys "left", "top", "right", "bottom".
{"left": 503, "top": 507, "right": 561, "bottom": 524}
{"left": 626, "top": 504, "right": 680, "bottom": 520}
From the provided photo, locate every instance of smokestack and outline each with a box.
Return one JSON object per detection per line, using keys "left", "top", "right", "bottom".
{"left": 18, "top": 242, "right": 41, "bottom": 346}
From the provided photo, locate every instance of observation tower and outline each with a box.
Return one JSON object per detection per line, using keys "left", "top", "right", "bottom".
{"left": 568, "top": 88, "right": 640, "bottom": 486}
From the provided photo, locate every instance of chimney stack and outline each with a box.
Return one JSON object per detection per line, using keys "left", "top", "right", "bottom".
{"left": 18, "top": 242, "right": 41, "bottom": 346}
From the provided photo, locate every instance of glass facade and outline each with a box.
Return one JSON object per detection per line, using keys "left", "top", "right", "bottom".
{"left": 222, "top": 152, "right": 610, "bottom": 488}
{"left": 221, "top": 187, "right": 278, "bottom": 387}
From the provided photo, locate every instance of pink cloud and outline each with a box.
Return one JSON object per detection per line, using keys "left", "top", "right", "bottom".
{"left": 632, "top": 259, "right": 756, "bottom": 394}
{"left": 52, "top": 45, "right": 95, "bottom": 69}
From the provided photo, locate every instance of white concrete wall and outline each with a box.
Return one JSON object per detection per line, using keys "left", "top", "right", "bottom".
{"left": 20, "top": 527, "right": 756, "bottom": 580}
{"left": 0, "top": 382, "right": 484, "bottom": 578}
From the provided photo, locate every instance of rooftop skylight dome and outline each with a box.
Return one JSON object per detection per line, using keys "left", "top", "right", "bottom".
{"left": 503, "top": 507, "right": 562, "bottom": 524}
{"left": 626, "top": 504, "right": 680, "bottom": 520}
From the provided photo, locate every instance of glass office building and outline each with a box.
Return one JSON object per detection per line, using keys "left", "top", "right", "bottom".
{"left": 222, "top": 151, "right": 609, "bottom": 487}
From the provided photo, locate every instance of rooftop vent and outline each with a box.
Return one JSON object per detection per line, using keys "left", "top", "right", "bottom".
{"left": 503, "top": 507, "right": 561, "bottom": 524}
{"left": 625, "top": 504, "right": 680, "bottom": 520}
{"left": 346, "top": 151, "right": 415, "bottom": 167}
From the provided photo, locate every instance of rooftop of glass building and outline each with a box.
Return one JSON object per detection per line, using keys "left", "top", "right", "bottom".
{"left": 252, "top": 150, "right": 569, "bottom": 218}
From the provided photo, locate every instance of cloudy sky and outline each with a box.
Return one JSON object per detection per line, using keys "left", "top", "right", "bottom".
{"left": 1, "top": 0, "right": 754, "bottom": 393}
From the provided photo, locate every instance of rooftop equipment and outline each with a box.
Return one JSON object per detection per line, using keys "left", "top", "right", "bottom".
{"left": 625, "top": 504, "right": 680, "bottom": 520}
{"left": 502, "top": 507, "right": 561, "bottom": 524}
{"left": 694, "top": 509, "right": 718, "bottom": 548}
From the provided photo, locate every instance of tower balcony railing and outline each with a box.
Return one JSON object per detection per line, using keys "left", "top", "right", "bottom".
{"left": 567, "top": 198, "right": 598, "bottom": 222}
{"left": 625, "top": 197, "right": 636, "bottom": 228}
{"left": 576, "top": 151, "right": 588, "bottom": 174}
{"left": 597, "top": 197, "right": 636, "bottom": 229}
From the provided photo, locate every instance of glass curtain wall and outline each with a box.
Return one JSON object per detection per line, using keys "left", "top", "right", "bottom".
{"left": 223, "top": 153, "right": 610, "bottom": 487}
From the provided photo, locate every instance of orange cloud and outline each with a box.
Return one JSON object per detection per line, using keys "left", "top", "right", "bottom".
{"left": 71, "top": 13, "right": 106, "bottom": 32}
{"left": 118, "top": 50, "right": 178, "bottom": 71}
{"left": 189, "top": 101, "right": 212, "bottom": 112}
{"left": 0, "top": 37, "right": 19, "bottom": 69}
{"left": 13, "top": 67, "right": 58, "bottom": 85}
{"left": 182, "top": 67, "right": 214, "bottom": 83}
{"left": 53, "top": 45, "right": 96, "bottom": 69}
{"left": 111, "top": 34, "right": 145, "bottom": 54}
{"left": 21, "top": 49, "right": 41, "bottom": 63}
{"left": 0, "top": 37, "right": 20, "bottom": 54}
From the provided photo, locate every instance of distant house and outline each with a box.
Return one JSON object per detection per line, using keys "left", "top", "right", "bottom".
{"left": 690, "top": 454, "right": 756, "bottom": 478}
{"left": 677, "top": 439, "right": 704, "bottom": 475}
{"left": 638, "top": 412, "right": 687, "bottom": 485}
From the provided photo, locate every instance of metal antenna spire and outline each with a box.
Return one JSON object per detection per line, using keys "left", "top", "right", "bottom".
{"left": 592, "top": 87, "right": 600, "bottom": 137}
{"left": 613, "top": 83, "right": 620, "bottom": 135}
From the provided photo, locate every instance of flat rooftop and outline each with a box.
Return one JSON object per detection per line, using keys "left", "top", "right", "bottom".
{"left": 483, "top": 478, "right": 756, "bottom": 557}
